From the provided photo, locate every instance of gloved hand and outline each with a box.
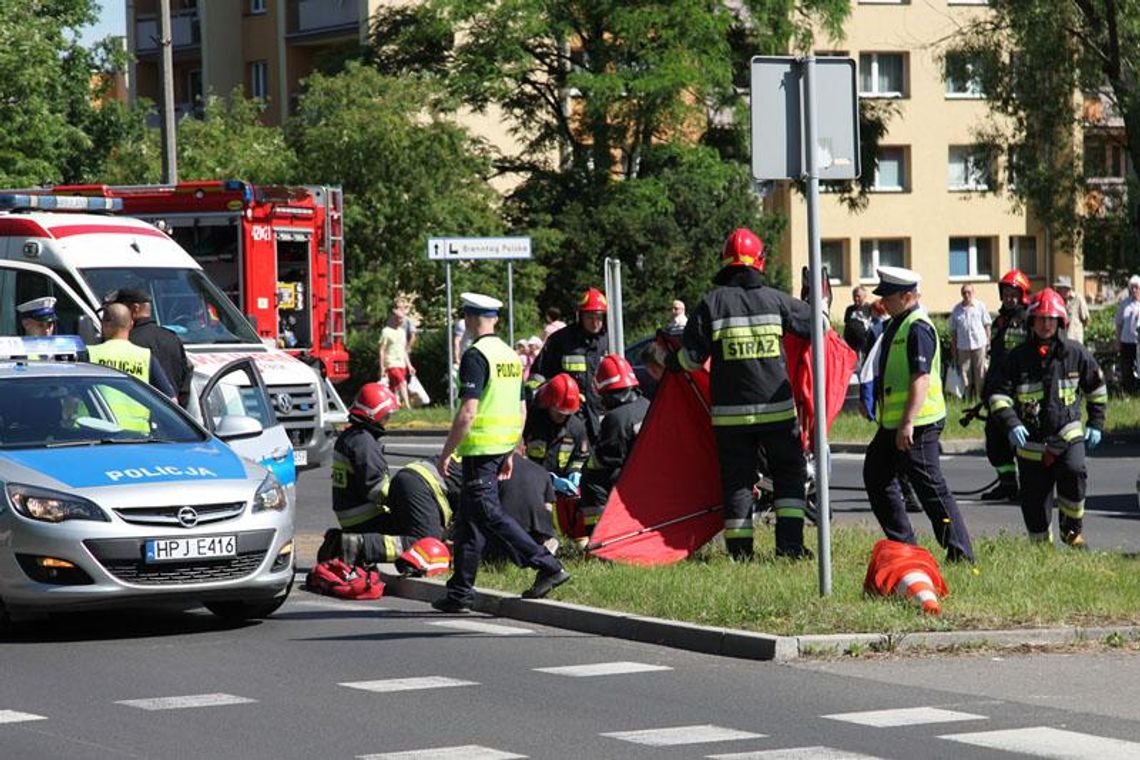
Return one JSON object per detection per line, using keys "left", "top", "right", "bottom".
{"left": 567, "top": 471, "right": 581, "bottom": 490}
{"left": 1084, "top": 427, "right": 1102, "bottom": 451}
{"left": 551, "top": 474, "right": 579, "bottom": 496}
{"left": 1008, "top": 425, "right": 1029, "bottom": 449}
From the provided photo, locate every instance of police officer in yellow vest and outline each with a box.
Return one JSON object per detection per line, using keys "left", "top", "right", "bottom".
{"left": 862, "top": 267, "right": 974, "bottom": 563}
{"left": 87, "top": 303, "right": 177, "bottom": 432}
{"left": 433, "top": 292, "right": 569, "bottom": 613}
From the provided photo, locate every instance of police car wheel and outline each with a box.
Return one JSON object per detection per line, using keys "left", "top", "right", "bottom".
{"left": 203, "top": 580, "right": 292, "bottom": 621}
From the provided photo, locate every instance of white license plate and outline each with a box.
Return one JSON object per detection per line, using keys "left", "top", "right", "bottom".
{"left": 145, "top": 535, "right": 237, "bottom": 563}
{"left": 293, "top": 449, "right": 307, "bottom": 467}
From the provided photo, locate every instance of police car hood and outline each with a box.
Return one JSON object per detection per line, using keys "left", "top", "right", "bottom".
{"left": 186, "top": 347, "right": 317, "bottom": 387}
{"left": 0, "top": 439, "right": 263, "bottom": 502}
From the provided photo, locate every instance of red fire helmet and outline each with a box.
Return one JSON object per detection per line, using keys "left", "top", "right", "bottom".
{"left": 536, "top": 373, "right": 581, "bottom": 414}
{"left": 349, "top": 383, "right": 398, "bottom": 426}
{"left": 593, "top": 353, "right": 639, "bottom": 395}
{"left": 394, "top": 537, "right": 451, "bottom": 577}
{"left": 579, "top": 287, "right": 608, "bottom": 313}
{"left": 999, "top": 268, "right": 1032, "bottom": 305}
{"left": 721, "top": 228, "right": 766, "bottom": 271}
{"left": 1027, "top": 287, "right": 1068, "bottom": 327}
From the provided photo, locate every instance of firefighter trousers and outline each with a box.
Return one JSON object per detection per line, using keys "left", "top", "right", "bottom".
{"left": 715, "top": 427, "right": 806, "bottom": 559}
{"left": 444, "top": 454, "right": 562, "bottom": 606}
{"left": 985, "top": 416, "right": 1017, "bottom": 484}
{"left": 1017, "top": 440, "right": 1086, "bottom": 540}
{"left": 864, "top": 422, "right": 975, "bottom": 563}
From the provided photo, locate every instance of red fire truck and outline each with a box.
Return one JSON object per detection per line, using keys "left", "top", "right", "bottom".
{"left": 49, "top": 181, "right": 349, "bottom": 382}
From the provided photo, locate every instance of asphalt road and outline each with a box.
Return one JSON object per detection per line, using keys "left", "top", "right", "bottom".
{"left": 3, "top": 589, "right": 1140, "bottom": 759}
{"left": 293, "top": 433, "right": 1140, "bottom": 555}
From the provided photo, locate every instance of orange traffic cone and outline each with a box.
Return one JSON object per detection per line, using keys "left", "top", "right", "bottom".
{"left": 863, "top": 539, "right": 948, "bottom": 615}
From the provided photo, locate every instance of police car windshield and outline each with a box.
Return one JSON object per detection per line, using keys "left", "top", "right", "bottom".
{"left": 0, "top": 375, "right": 203, "bottom": 450}
{"left": 80, "top": 268, "right": 260, "bottom": 346}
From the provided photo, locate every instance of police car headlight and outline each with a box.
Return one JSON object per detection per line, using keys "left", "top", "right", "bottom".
{"left": 6, "top": 484, "right": 109, "bottom": 523}
{"left": 253, "top": 474, "right": 286, "bottom": 512}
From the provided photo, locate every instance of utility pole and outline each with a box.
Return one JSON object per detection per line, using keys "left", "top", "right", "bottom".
{"left": 158, "top": 0, "right": 178, "bottom": 183}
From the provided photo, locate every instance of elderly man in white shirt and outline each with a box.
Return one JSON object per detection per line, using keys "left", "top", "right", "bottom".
{"left": 1115, "top": 275, "right": 1140, "bottom": 393}
{"left": 948, "top": 284, "right": 991, "bottom": 399}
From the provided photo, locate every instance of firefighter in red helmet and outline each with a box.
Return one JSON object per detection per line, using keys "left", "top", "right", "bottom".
{"left": 672, "top": 227, "right": 816, "bottom": 560}
{"left": 987, "top": 288, "right": 1107, "bottom": 546}
{"left": 523, "top": 373, "right": 591, "bottom": 539}
{"left": 578, "top": 354, "right": 650, "bottom": 532}
{"left": 979, "top": 268, "right": 1033, "bottom": 501}
{"left": 532, "top": 287, "right": 610, "bottom": 445}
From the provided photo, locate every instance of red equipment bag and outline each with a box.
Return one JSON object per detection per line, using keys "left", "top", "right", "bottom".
{"left": 305, "top": 558, "right": 385, "bottom": 600}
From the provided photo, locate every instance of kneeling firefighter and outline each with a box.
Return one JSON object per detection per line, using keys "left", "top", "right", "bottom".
{"left": 523, "top": 373, "right": 590, "bottom": 538}
{"left": 987, "top": 288, "right": 1108, "bottom": 546}
{"left": 578, "top": 354, "right": 650, "bottom": 533}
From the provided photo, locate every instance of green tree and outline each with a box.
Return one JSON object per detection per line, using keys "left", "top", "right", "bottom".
{"left": 288, "top": 62, "right": 518, "bottom": 325}
{"left": 946, "top": 1, "right": 1140, "bottom": 278}
{"left": 0, "top": 0, "right": 135, "bottom": 185}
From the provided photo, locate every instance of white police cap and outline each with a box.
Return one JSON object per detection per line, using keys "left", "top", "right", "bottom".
{"left": 460, "top": 292, "right": 503, "bottom": 315}
{"left": 873, "top": 266, "right": 921, "bottom": 296}
{"left": 16, "top": 296, "right": 57, "bottom": 320}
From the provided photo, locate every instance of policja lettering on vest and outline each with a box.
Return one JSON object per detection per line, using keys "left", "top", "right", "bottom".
{"left": 862, "top": 266, "right": 975, "bottom": 563}
{"left": 433, "top": 292, "right": 569, "bottom": 613}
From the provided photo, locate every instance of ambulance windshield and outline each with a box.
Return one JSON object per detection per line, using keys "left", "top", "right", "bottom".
{"left": 80, "top": 268, "right": 261, "bottom": 346}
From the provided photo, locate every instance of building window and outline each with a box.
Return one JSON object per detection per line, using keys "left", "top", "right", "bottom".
{"left": 948, "top": 145, "right": 994, "bottom": 191}
{"left": 821, "top": 240, "right": 846, "bottom": 284}
{"left": 250, "top": 0, "right": 266, "bottom": 13}
{"left": 949, "top": 236, "right": 995, "bottom": 279}
{"left": 945, "top": 53, "right": 986, "bottom": 97}
{"left": 860, "top": 239, "right": 906, "bottom": 280}
{"left": 871, "top": 147, "right": 907, "bottom": 191}
{"left": 1010, "top": 236, "right": 1038, "bottom": 276}
{"left": 1083, "top": 135, "right": 1129, "bottom": 179}
{"left": 859, "top": 53, "right": 906, "bottom": 98}
{"left": 250, "top": 60, "right": 269, "bottom": 100}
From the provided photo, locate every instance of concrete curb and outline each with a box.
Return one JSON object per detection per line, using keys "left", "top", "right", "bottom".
{"left": 377, "top": 569, "right": 1137, "bottom": 662}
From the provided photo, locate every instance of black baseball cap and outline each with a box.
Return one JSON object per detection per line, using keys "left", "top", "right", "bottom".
{"left": 103, "top": 287, "right": 152, "bottom": 305}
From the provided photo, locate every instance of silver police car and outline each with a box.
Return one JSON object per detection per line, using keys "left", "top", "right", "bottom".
{"left": 0, "top": 342, "right": 294, "bottom": 628}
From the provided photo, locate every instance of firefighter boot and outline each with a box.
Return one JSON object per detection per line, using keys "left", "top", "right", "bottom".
{"left": 1059, "top": 515, "right": 1086, "bottom": 549}
{"left": 725, "top": 536, "right": 754, "bottom": 562}
{"left": 774, "top": 518, "right": 814, "bottom": 561}
{"left": 980, "top": 472, "right": 1019, "bottom": 502}
{"left": 316, "top": 528, "right": 364, "bottom": 565}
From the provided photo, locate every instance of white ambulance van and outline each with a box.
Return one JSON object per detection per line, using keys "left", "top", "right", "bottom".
{"left": 0, "top": 194, "right": 344, "bottom": 471}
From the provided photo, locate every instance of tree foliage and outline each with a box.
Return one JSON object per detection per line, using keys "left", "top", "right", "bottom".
{"left": 946, "top": 0, "right": 1140, "bottom": 279}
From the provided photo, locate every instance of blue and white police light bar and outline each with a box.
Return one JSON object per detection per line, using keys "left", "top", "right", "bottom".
{"left": 0, "top": 336, "right": 88, "bottom": 362}
{"left": 0, "top": 194, "right": 122, "bottom": 213}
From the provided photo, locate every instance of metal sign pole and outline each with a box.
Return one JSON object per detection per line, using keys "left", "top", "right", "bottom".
{"left": 507, "top": 261, "right": 515, "bottom": 346}
{"left": 803, "top": 56, "right": 832, "bottom": 597}
{"left": 446, "top": 261, "right": 455, "bottom": 414}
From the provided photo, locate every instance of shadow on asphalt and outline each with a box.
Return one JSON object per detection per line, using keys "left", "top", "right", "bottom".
{"left": 274, "top": 608, "right": 432, "bottom": 621}
{"left": 1087, "top": 493, "right": 1139, "bottom": 513}
{"left": 297, "top": 630, "right": 581, "bottom": 644}
{"left": 0, "top": 608, "right": 256, "bottom": 644}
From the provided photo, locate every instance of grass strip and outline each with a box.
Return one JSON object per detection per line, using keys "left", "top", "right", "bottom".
{"left": 471, "top": 526, "right": 1140, "bottom": 636}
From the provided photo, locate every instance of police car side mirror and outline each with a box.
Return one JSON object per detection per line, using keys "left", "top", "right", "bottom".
{"left": 215, "top": 414, "right": 264, "bottom": 442}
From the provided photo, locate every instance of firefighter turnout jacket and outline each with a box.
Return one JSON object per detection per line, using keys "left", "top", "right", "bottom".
{"left": 523, "top": 410, "right": 590, "bottom": 478}
{"left": 358, "top": 460, "right": 454, "bottom": 562}
{"left": 678, "top": 267, "right": 813, "bottom": 430}
{"left": 984, "top": 304, "right": 1028, "bottom": 390}
{"left": 578, "top": 392, "right": 650, "bottom": 528}
{"left": 533, "top": 323, "right": 608, "bottom": 438}
{"left": 331, "top": 424, "right": 389, "bottom": 529}
{"left": 988, "top": 336, "right": 1107, "bottom": 443}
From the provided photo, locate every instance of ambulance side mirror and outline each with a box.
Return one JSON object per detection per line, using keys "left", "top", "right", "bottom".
{"left": 215, "top": 414, "right": 264, "bottom": 442}
{"left": 78, "top": 314, "right": 100, "bottom": 345}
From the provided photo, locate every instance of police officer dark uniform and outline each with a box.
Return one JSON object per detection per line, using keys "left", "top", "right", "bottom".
{"left": 862, "top": 266, "right": 974, "bottom": 563}
{"left": 676, "top": 228, "right": 814, "bottom": 560}
{"left": 524, "top": 373, "right": 590, "bottom": 488}
{"left": 330, "top": 382, "right": 399, "bottom": 531}
{"left": 980, "top": 269, "right": 1032, "bottom": 501}
{"left": 433, "top": 292, "right": 569, "bottom": 613}
{"left": 987, "top": 288, "right": 1107, "bottom": 546}
{"left": 578, "top": 354, "right": 650, "bottom": 532}
{"left": 106, "top": 288, "right": 193, "bottom": 406}
{"left": 532, "top": 288, "right": 609, "bottom": 444}
{"left": 491, "top": 452, "right": 559, "bottom": 556}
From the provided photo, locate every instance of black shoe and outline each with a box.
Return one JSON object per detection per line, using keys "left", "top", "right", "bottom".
{"left": 775, "top": 544, "right": 815, "bottom": 560}
{"left": 431, "top": 597, "right": 471, "bottom": 613}
{"left": 316, "top": 529, "right": 342, "bottom": 563}
{"left": 317, "top": 529, "right": 364, "bottom": 566}
{"left": 522, "top": 569, "right": 571, "bottom": 599}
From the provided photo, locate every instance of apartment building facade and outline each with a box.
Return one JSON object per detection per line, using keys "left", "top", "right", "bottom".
{"left": 767, "top": 0, "right": 1080, "bottom": 314}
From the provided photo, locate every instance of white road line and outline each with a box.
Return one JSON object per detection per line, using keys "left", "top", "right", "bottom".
{"left": 709, "top": 748, "right": 884, "bottom": 760}
{"left": 0, "top": 710, "right": 47, "bottom": 724}
{"left": 534, "top": 661, "right": 673, "bottom": 677}
{"left": 603, "top": 725, "right": 766, "bottom": 746}
{"left": 427, "top": 620, "right": 534, "bottom": 636}
{"left": 940, "top": 727, "right": 1140, "bottom": 759}
{"left": 358, "top": 746, "right": 525, "bottom": 760}
{"left": 339, "top": 677, "right": 478, "bottom": 694}
{"left": 115, "top": 693, "right": 256, "bottom": 710}
{"left": 823, "top": 706, "right": 987, "bottom": 727}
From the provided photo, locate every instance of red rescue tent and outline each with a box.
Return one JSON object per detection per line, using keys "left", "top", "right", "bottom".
{"left": 587, "top": 334, "right": 855, "bottom": 566}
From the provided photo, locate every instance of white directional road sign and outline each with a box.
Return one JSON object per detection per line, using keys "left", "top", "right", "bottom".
{"left": 427, "top": 237, "right": 532, "bottom": 261}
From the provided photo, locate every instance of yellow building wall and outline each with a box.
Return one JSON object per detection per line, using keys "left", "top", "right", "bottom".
{"left": 776, "top": 1, "right": 1079, "bottom": 315}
